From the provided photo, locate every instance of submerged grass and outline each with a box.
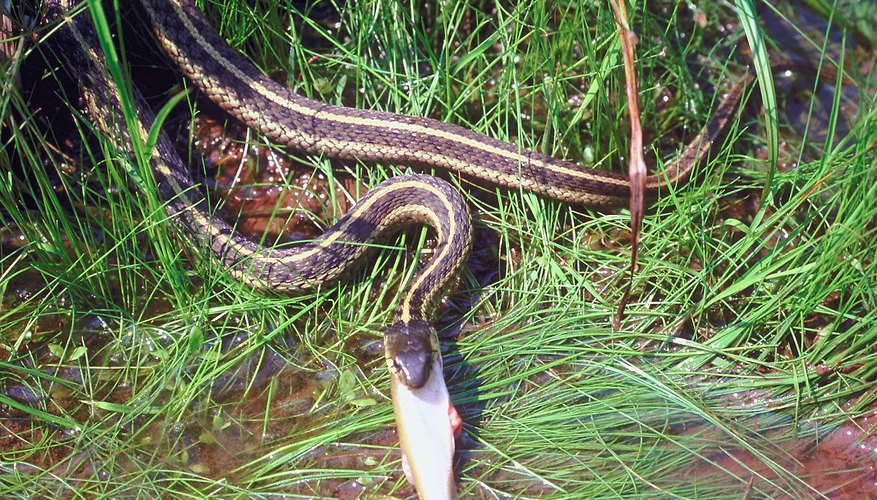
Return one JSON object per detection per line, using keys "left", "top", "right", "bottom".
{"left": 2, "top": 0, "right": 876, "bottom": 497}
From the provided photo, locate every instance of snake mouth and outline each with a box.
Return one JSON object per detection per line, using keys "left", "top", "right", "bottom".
{"left": 384, "top": 320, "right": 439, "bottom": 389}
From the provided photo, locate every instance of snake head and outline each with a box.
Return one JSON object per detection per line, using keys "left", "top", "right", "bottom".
{"left": 384, "top": 320, "right": 439, "bottom": 389}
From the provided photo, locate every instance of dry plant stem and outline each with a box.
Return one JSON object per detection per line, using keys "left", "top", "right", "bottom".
{"left": 1, "top": 11, "right": 24, "bottom": 95}
{"left": 610, "top": 0, "right": 646, "bottom": 331}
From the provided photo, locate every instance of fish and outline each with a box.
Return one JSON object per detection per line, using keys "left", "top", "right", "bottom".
{"left": 390, "top": 353, "right": 459, "bottom": 499}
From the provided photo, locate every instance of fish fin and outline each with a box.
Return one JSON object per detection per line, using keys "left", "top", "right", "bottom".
{"left": 449, "top": 404, "right": 462, "bottom": 439}
{"left": 401, "top": 452, "right": 415, "bottom": 485}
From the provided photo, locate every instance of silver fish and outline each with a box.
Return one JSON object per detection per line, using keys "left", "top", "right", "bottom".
{"left": 391, "top": 354, "right": 458, "bottom": 499}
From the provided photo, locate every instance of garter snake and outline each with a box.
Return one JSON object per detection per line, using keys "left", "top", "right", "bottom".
{"left": 44, "top": 0, "right": 746, "bottom": 391}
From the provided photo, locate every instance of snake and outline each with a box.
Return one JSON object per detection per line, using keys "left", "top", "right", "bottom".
{"left": 42, "top": 0, "right": 745, "bottom": 394}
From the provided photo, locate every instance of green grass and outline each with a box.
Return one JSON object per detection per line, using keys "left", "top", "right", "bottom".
{"left": 2, "top": 0, "right": 876, "bottom": 497}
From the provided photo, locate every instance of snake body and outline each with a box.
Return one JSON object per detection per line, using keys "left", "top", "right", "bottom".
{"left": 45, "top": 0, "right": 744, "bottom": 390}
